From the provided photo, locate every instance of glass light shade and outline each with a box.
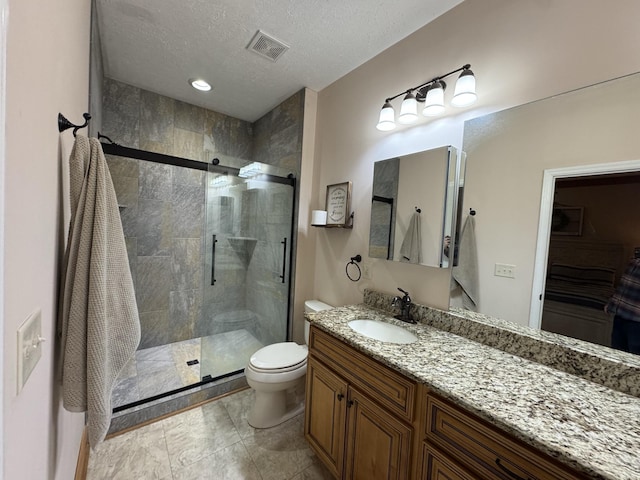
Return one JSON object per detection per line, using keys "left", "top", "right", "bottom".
{"left": 422, "top": 82, "right": 445, "bottom": 116}
{"left": 451, "top": 69, "right": 477, "bottom": 107}
{"left": 376, "top": 102, "right": 396, "bottom": 131}
{"left": 398, "top": 93, "right": 418, "bottom": 124}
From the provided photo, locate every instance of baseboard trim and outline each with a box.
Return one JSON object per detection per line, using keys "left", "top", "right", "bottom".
{"left": 74, "top": 427, "right": 89, "bottom": 480}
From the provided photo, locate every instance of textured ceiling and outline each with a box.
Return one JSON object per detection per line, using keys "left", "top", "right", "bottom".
{"left": 95, "top": 0, "right": 463, "bottom": 122}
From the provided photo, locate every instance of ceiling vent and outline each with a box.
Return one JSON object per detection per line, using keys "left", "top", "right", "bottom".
{"left": 247, "top": 30, "right": 289, "bottom": 62}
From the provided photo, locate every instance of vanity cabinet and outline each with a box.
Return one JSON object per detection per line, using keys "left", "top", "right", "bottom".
{"left": 306, "top": 325, "right": 587, "bottom": 480}
{"left": 305, "top": 326, "right": 418, "bottom": 479}
{"left": 418, "top": 393, "right": 585, "bottom": 480}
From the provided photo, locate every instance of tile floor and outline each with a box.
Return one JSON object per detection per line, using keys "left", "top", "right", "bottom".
{"left": 88, "top": 388, "right": 333, "bottom": 480}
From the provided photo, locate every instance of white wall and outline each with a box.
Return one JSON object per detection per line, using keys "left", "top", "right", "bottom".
{"left": 4, "top": 0, "right": 90, "bottom": 478}
{"left": 311, "top": 0, "right": 640, "bottom": 311}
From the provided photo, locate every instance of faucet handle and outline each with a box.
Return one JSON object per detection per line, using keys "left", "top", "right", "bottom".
{"left": 397, "top": 287, "right": 411, "bottom": 302}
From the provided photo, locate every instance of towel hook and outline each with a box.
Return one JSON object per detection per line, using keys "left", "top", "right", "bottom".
{"left": 469, "top": 208, "right": 476, "bottom": 216}
{"left": 58, "top": 112, "right": 91, "bottom": 137}
{"left": 415, "top": 206, "right": 422, "bottom": 213}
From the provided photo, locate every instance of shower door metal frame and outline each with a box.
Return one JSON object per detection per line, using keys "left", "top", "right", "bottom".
{"left": 102, "top": 142, "right": 297, "bottom": 412}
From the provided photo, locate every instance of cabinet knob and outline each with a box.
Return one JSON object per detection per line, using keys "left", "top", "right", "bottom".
{"left": 337, "top": 393, "right": 344, "bottom": 401}
{"left": 347, "top": 400, "right": 354, "bottom": 408}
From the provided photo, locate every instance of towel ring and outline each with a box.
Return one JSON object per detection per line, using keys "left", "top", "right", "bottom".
{"left": 346, "top": 255, "right": 362, "bottom": 282}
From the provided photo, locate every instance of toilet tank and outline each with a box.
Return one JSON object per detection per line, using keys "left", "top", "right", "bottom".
{"left": 304, "top": 300, "right": 333, "bottom": 344}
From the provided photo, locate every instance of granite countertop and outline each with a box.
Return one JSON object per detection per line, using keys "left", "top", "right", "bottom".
{"left": 306, "top": 304, "right": 640, "bottom": 480}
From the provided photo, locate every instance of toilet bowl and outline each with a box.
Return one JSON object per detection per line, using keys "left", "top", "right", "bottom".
{"left": 245, "top": 299, "right": 332, "bottom": 428}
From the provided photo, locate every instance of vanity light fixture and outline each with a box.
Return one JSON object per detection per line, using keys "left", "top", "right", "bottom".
{"left": 189, "top": 78, "right": 212, "bottom": 92}
{"left": 376, "top": 64, "right": 476, "bottom": 131}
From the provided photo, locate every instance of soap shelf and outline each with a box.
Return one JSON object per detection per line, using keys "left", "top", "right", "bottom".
{"left": 312, "top": 212, "right": 354, "bottom": 229}
{"left": 227, "top": 237, "right": 258, "bottom": 265}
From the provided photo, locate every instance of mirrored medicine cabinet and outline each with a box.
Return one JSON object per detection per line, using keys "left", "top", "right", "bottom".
{"left": 368, "top": 145, "right": 466, "bottom": 269}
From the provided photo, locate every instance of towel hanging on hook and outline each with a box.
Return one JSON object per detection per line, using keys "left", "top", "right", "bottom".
{"left": 58, "top": 112, "right": 91, "bottom": 137}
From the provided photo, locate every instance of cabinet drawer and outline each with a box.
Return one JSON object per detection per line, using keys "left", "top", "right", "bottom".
{"left": 309, "top": 326, "right": 416, "bottom": 422}
{"left": 425, "top": 394, "right": 583, "bottom": 480}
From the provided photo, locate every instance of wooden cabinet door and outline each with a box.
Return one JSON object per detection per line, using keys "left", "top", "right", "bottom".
{"left": 344, "top": 387, "right": 413, "bottom": 480}
{"left": 304, "top": 356, "right": 348, "bottom": 479}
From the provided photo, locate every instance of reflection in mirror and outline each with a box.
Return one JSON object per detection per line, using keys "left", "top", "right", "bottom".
{"left": 456, "top": 71, "right": 640, "bottom": 357}
{"left": 368, "top": 146, "right": 463, "bottom": 268}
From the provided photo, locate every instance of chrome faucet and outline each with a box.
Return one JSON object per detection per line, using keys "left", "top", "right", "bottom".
{"left": 392, "top": 288, "right": 415, "bottom": 324}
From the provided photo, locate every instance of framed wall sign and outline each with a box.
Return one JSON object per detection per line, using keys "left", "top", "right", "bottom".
{"left": 325, "top": 181, "right": 352, "bottom": 227}
{"left": 551, "top": 206, "right": 584, "bottom": 236}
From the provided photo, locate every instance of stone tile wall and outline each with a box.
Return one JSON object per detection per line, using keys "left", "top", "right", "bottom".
{"left": 103, "top": 78, "right": 303, "bottom": 353}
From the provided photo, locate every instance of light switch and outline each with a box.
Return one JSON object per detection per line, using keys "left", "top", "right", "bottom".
{"left": 17, "top": 309, "right": 45, "bottom": 393}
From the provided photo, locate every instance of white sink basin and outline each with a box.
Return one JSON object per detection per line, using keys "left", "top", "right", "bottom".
{"left": 347, "top": 319, "right": 418, "bottom": 344}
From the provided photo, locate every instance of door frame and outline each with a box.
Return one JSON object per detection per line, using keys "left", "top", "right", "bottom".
{"left": 0, "top": 1, "right": 7, "bottom": 476}
{"left": 528, "top": 159, "right": 640, "bottom": 329}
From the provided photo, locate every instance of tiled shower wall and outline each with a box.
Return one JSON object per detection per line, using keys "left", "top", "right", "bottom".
{"left": 103, "top": 77, "right": 304, "bottom": 350}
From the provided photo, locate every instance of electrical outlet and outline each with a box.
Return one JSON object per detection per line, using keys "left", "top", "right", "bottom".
{"left": 495, "top": 263, "right": 516, "bottom": 278}
{"left": 17, "top": 309, "right": 45, "bottom": 393}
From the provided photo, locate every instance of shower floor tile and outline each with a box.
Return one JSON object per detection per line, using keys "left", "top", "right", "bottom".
{"left": 112, "top": 329, "right": 263, "bottom": 410}
{"left": 89, "top": 389, "right": 334, "bottom": 480}
{"left": 200, "top": 329, "right": 264, "bottom": 378}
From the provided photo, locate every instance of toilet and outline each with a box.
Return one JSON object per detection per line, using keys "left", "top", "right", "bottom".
{"left": 245, "top": 299, "right": 332, "bottom": 428}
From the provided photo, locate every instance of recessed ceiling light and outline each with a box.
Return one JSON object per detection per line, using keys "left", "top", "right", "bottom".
{"left": 189, "top": 78, "right": 212, "bottom": 92}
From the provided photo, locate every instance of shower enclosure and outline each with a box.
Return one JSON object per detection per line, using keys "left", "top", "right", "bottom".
{"left": 103, "top": 144, "right": 295, "bottom": 427}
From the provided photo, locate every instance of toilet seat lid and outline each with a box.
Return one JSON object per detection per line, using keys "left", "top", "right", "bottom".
{"left": 250, "top": 342, "right": 307, "bottom": 370}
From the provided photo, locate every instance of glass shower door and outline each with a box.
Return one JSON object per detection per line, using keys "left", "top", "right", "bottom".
{"left": 200, "top": 162, "right": 295, "bottom": 381}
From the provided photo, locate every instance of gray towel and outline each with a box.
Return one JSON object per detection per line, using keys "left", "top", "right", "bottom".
{"left": 399, "top": 211, "right": 422, "bottom": 264}
{"left": 59, "top": 136, "right": 140, "bottom": 447}
{"left": 452, "top": 216, "right": 479, "bottom": 310}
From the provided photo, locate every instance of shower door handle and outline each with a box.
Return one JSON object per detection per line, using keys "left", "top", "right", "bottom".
{"left": 280, "top": 238, "right": 287, "bottom": 284}
{"left": 211, "top": 234, "right": 217, "bottom": 285}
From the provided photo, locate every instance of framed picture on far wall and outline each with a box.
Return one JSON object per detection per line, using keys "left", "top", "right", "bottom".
{"left": 551, "top": 206, "right": 584, "bottom": 236}
{"left": 325, "top": 181, "right": 352, "bottom": 227}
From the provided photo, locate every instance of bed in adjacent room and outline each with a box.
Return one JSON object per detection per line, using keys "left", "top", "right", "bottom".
{"left": 541, "top": 240, "right": 627, "bottom": 347}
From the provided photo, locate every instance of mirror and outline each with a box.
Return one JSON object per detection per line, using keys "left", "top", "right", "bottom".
{"left": 368, "top": 146, "right": 463, "bottom": 268}
{"left": 454, "top": 71, "right": 640, "bottom": 355}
